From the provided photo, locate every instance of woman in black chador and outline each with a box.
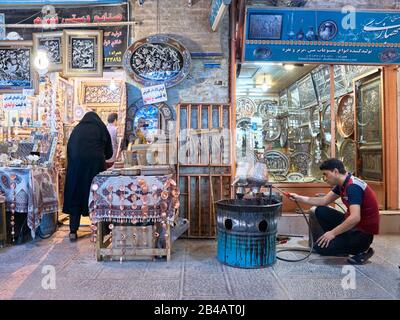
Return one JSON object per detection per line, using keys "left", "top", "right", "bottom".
{"left": 63, "top": 111, "right": 113, "bottom": 241}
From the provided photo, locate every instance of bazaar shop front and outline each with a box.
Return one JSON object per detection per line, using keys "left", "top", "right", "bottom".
{"left": 232, "top": 6, "right": 400, "bottom": 213}
{"left": 0, "top": 0, "right": 135, "bottom": 245}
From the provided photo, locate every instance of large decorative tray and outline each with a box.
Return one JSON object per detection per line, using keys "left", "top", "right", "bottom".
{"left": 236, "top": 97, "right": 257, "bottom": 119}
{"left": 263, "top": 118, "right": 281, "bottom": 142}
{"left": 339, "top": 139, "right": 356, "bottom": 174}
{"left": 290, "top": 151, "right": 312, "bottom": 176}
{"left": 263, "top": 150, "right": 289, "bottom": 176}
{"left": 337, "top": 94, "right": 355, "bottom": 138}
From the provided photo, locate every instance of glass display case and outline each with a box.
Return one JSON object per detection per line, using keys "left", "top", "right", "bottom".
{"left": 236, "top": 64, "right": 383, "bottom": 183}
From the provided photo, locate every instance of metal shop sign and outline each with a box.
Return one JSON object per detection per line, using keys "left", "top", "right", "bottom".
{"left": 244, "top": 7, "right": 400, "bottom": 65}
{"left": 2, "top": 3, "right": 128, "bottom": 67}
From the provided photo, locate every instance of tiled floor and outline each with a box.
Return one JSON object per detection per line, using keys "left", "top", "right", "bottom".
{"left": 0, "top": 225, "right": 399, "bottom": 300}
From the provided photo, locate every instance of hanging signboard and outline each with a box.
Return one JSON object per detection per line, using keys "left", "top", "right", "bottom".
{"left": 244, "top": 7, "right": 400, "bottom": 65}
{"left": 141, "top": 84, "right": 168, "bottom": 105}
{"left": 209, "top": 0, "right": 231, "bottom": 32}
{"left": 2, "top": 4, "right": 128, "bottom": 67}
{"left": 2, "top": 94, "right": 29, "bottom": 111}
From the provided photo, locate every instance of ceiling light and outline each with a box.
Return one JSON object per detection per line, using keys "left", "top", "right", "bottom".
{"left": 283, "top": 64, "right": 295, "bottom": 71}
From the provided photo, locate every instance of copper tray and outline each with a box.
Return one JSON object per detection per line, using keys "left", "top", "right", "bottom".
{"left": 337, "top": 94, "right": 355, "bottom": 138}
{"left": 339, "top": 139, "right": 356, "bottom": 174}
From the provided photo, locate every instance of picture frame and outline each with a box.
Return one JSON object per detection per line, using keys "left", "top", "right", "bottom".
{"left": 0, "top": 41, "right": 34, "bottom": 92}
{"left": 63, "top": 30, "right": 103, "bottom": 78}
{"left": 79, "top": 80, "right": 123, "bottom": 107}
{"left": 33, "top": 31, "right": 63, "bottom": 72}
{"left": 248, "top": 13, "right": 283, "bottom": 40}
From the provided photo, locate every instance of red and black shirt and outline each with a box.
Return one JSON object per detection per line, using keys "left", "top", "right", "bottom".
{"left": 332, "top": 173, "right": 380, "bottom": 235}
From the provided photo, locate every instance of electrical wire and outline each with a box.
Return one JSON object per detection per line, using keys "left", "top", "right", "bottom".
{"left": 276, "top": 199, "right": 314, "bottom": 262}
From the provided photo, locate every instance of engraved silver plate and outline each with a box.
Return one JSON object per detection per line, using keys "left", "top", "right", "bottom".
{"left": 263, "top": 151, "right": 290, "bottom": 176}
{"left": 237, "top": 97, "right": 257, "bottom": 119}
{"left": 263, "top": 118, "right": 281, "bottom": 142}
{"left": 339, "top": 139, "right": 356, "bottom": 174}
{"left": 290, "top": 151, "right": 312, "bottom": 176}
{"left": 258, "top": 100, "right": 278, "bottom": 119}
{"left": 287, "top": 172, "right": 304, "bottom": 182}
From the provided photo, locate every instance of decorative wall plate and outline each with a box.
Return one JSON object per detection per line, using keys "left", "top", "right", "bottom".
{"left": 263, "top": 151, "right": 290, "bottom": 176}
{"left": 309, "top": 106, "right": 321, "bottom": 138}
{"left": 279, "top": 119, "right": 288, "bottom": 147}
{"left": 258, "top": 100, "right": 278, "bottom": 119}
{"left": 287, "top": 172, "right": 304, "bottom": 182}
{"left": 290, "top": 151, "right": 312, "bottom": 176}
{"left": 263, "top": 118, "right": 281, "bottom": 142}
{"left": 123, "top": 35, "right": 191, "bottom": 88}
{"left": 270, "top": 173, "right": 287, "bottom": 182}
{"left": 339, "top": 139, "right": 356, "bottom": 174}
{"left": 337, "top": 94, "right": 354, "bottom": 138}
{"left": 236, "top": 117, "right": 251, "bottom": 130}
{"left": 237, "top": 97, "right": 257, "bottom": 119}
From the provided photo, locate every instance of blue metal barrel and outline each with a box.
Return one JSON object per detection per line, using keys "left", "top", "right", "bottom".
{"left": 216, "top": 198, "right": 282, "bottom": 268}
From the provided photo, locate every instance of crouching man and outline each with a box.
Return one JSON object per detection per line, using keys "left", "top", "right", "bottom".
{"left": 289, "top": 158, "right": 379, "bottom": 264}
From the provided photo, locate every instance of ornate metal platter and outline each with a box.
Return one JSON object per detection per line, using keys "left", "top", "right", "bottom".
{"left": 236, "top": 117, "right": 252, "bottom": 130}
{"left": 123, "top": 35, "right": 191, "bottom": 88}
{"left": 337, "top": 94, "right": 354, "bottom": 138}
{"left": 309, "top": 106, "right": 321, "bottom": 138}
{"left": 290, "top": 151, "right": 312, "bottom": 176}
{"left": 263, "top": 151, "right": 290, "bottom": 176}
{"left": 270, "top": 173, "right": 287, "bottom": 182}
{"left": 258, "top": 100, "right": 278, "bottom": 119}
{"left": 287, "top": 172, "right": 304, "bottom": 182}
{"left": 339, "top": 138, "right": 356, "bottom": 174}
{"left": 279, "top": 118, "right": 288, "bottom": 147}
{"left": 237, "top": 97, "right": 257, "bottom": 119}
{"left": 263, "top": 118, "right": 281, "bottom": 142}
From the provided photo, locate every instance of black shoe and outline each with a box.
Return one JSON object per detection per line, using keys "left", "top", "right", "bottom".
{"left": 69, "top": 232, "right": 78, "bottom": 242}
{"left": 347, "top": 247, "right": 374, "bottom": 265}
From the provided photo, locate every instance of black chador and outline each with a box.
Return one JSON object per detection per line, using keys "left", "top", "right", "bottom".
{"left": 63, "top": 112, "right": 112, "bottom": 239}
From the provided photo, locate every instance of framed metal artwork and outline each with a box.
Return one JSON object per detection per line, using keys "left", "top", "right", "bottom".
{"left": 79, "top": 80, "right": 123, "bottom": 107}
{"left": 263, "top": 150, "right": 289, "bottom": 176}
{"left": 287, "top": 83, "right": 300, "bottom": 110}
{"left": 0, "top": 41, "right": 34, "bottom": 92}
{"left": 358, "top": 144, "right": 383, "bottom": 181}
{"left": 297, "top": 74, "right": 318, "bottom": 109}
{"left": 123, "top": 35, "right": 191, "bottom": 88}
{"left": 247, "top": 13, "right": 283, "bottom": 40}
{"left": 339, "top": 138, "right": 356, "bottom": 174}
{"left": 311, "top": 65, "right": 330, "bottom": 102}
{"left": 33, "top": 31, "right": 63, "bottom": 72}
{"left": 337, "top": 93, "right": 354, "bottom": 138}
{"left": 63, "top": 30, "right": 103, "bottom": 78}
{"left": 355, "top": 74, "right": 382, "bottom": 143}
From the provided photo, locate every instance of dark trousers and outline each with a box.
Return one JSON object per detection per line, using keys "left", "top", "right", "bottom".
{"left": 69, "top": 214, "right": 81, "bottom": 233}
{"left": 309, "top": 206, "right": 373, "bottom": 256}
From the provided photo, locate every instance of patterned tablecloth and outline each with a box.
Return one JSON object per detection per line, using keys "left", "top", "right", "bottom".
{"left": 89, "top": 174, "right": 179, "bottom": 225}
{"left": 0, "top": 166, "right": 59, "bottom": 236}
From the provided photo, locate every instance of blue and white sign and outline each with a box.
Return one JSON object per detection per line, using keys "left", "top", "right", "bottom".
{"left": 244, "top": 7, "right": 400, "bottom": 64}
{"left": 141, "top": 84, "right": 168, "bottom": 106}
{"left": 209, "top": 0, "right": 231, "bottom": 32}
